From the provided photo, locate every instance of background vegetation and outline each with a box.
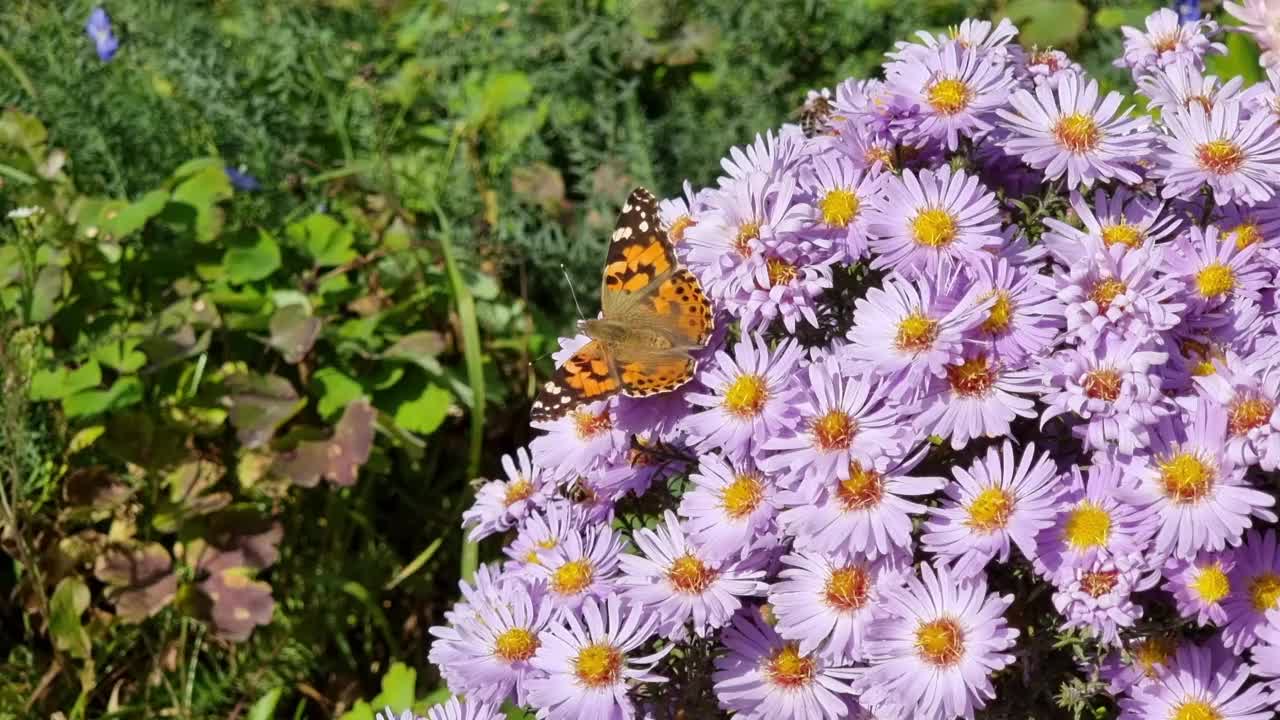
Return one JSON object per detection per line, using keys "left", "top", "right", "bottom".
{"left": 0, "top": 1, "right": 1256, "bottom": 718}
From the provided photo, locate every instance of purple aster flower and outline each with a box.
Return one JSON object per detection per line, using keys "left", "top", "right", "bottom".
{"left": 921, "top": 441, "right": 1063, "bottom": 578}
{"left": 739, "top": 248, "right": 835, "bottom": 334}
{"left": 1164, "top": 225, "right": 1269, "bottom": 314}
{"left": 1251, "top": 609, "right": 1280, "bottom": 698}
{"left": 225, "top": 167, "right": 261, "bottom": 192}
{"left": 890, "top": 18, "right": 1019, "bottom": 65}
{"left": 968, "top": 258, "right": 1061, "bottom": 365}
{"left": 683, "top": 333, "right": 803, "bottom": 463}
{"left": 718, "top": 129, "right": 807, "bottom": 185}
{"left": 843, "top": 268, "right": 988, "bottom": 402}
{"left": 857, "top": 562, "right": 1018, "bottom": 720}
{"left": 711, "top": 606, "right": 859, "bottom": 720}
{"left": 532, "top": 521, "right": 626, "bottom": 611}
{"left": 1119, "top": 643, "right": 1273, "bottom": 720}
{"left": 1163, "top": 549, "right": 1235, "bottom": 627}
{"left": 1042, "top": 188, "right": 1180, "bottom": 266}
{"left": 1225, "top": 1, "right": 1280, "bottom": 68}
{"left": 884, "top": 43, "right": 1011, "bottom": 150}
{"left": 760, "top": 358, "right": 914, "bottom": 493}
{"left": 1137, "top": 63, "right": 1245, "bottom": 114}
{"left": 1099, "top": 634, "right": 1184, "bottom": 695}
{"left": 866, "top": 166, "right": 1003, "bottom": 277}
{"left": 1049, "top": 243, "right": 1184, "bottom": 343}
{"left": 619, "top": 511, "right": 767, "bottom": 640}
{"left": 530, "top": 398, "right": 628, "bottom": 484}
{"left": 85, "top": 8, "right": 119, "bottom": 62}
{"left": 1039, "top": 334, "right": 1171, "bottom": 455}
{"left": 998, "top": 72, "right": 1153, "bottom": 187}
{"left": 658, "top": 179, "right": 704, "bottom": 250}
{"left": 503, "top": 501, "right": 588, "bottom": 578}
{"left": 1033, "top": 461, "right": 1157, "bottom": 581}
{"left": 527, "top": 594, "right": 669, "bottom": 720}
{"left": 463, "top": 447, "right": 553, "bottom": 541}
{"left": 1214, "top": 198, "right": 1280, "bottom": 255}
{"left": 1052, "top": 558, "right": 1145, "bottom": 646}
{"left": 779, "top": 448, "right": 945, "bottom": 561}
{"left": 1116, "top": 8, "right": 1225, "bottom": 75}
{"left": 424, "top": 699, "right": 504, "bottom": 720}
{"left": 769, "top": 551, "right": 907, "bottom": 663}
{"left": 1154, "top": 101, "right": 1280, "bottom": 205}
{"left": 1221, "top": 529, "right": 1280, "bottom": 651}
{"left": 1194, "top": 351, "right": 1280, "bottom": 470}
{"left": 677, "top": 453, "right": 777, "bottom": 562}
{"left": 1128, "top": 399, "right": 1277, "bottom": 560}
{"left": 1017, "top": 48, "right": 1084, "bottom": 89}
{"left": 428, "top": 565, "right": 553, "bottom": 705}
{"left": 801, "top": 150, "right": 885, "bottom": 262}
{"left": 913, "top": 351, "right": 1040, "bottom": 450}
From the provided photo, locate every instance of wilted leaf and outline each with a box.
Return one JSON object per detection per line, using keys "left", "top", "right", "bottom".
{"left": 197, "top": 567, "right": 275, "bottom": 642}
{"left": 63, "top": 466, "right": 131, "bottom": 509}
{"left": 225, "top": 373, "right": 306, "bottom": 448}
{"left": 153, "top": 459, "right": 231, "bottom": 531}
{"left": 140, "top": 325, "right": 212, "bottom": 370}
{"left": 382, "top": 331, "right": 446, "bottom": 374}
{"left": 191, "top": 511, "right": 284, "bottom": 573}
{"left": 269, "top": 304, "right": 322, "bottom": 364}
{"left": 95, "top": 543, "right": 177, "bottom": 622}
{"left": 223, "top": 229, "right": 282, "bottom": 284}
{"left": 511, "top": 163, "right": 566, "bottom": 215}
{"left": 50, "top": 577, "right": 92, "bottom": 659}
{"left": 275, "top": 399, "right": 375, "bottom": 487}
{"left": 286, "top": 214, "right": 356, "bottom": 267}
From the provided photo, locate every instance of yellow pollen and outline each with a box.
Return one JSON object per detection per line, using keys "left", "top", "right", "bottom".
{"left": 895, "top": 312, "right": 939, "bottom": 353}
{"left": 1158, "top": 452, "right": 1215, "bottom": 504}
{"left": 767, "top": 642, "right": 816, "bottom": 688}
{"left": 505, "top": 479, "right": 534, "bottom": 506}
{"left": 669, "top": 215, "right": 695, "bottom": 244}
{"left": 574, "top": 643, "right": 622, "bottom": 687}
{"left": 915, "top": 618, "right": 965, "bottom": 666}
{"left": 1054, "top": 113, "right": 1100, "bottom": 152}
{"left": 946, "top": 355, "right": 996, "bottom": 397}
{"left": 1192, "top": 563, "right": 1230, "bottom": 604}
{"left": 812, "top": 410, "right": 857, "bottom": 451}
{"left": 1081, "top": 570, "right": 1119, "bottom": 598}
{"left": 1063, "top": 503, "right": 1112, "bottom": 549}
{"left": 980, "top": 291, "right": 1014, "bottom": 334}
{"left": 494, "top": 627, "right": 540, "bottom": 662}
{"left": 1250, "top": 572, "right": 1280, "bottom": 612}
{"left": 966, "top": 488, "right": 1014, "bottom": 532}
{"left": 819, "top": 188, "right": 860, "bottom": 228}
{"left": 735, "top": 221, "right": 761, "bottom": 257}
{"left": 767, "top": 257, "right": 799, "bottom": 287}
{"left": 1083, "top": 368, "right": 1123, "bottom": 402}
{"left": 1088, "top": 278, "right": 1128, "bottom": 313}
{"left": 1172, "top": 700, "right": 1222, "bottom": 720}
{"left": 722, "top": 473, "right": 765, "bottom": 518}
{"left": 723, "top": 374, "right": 769, "bottom": 418}
{"left": 837, "top": 462, "right": 884, "bottom": 511}
{"left": 927, "top": 78, "right": 972, "bottom": 115}
{"left": 1229, "top": 397, "right": 1273, "bottom": 436}
{"left": 1195, "top": 263, "right": 1236, "bottom": 299}
{"left": 1193, "top": 360, "right": 1218, "bottom": 376}
{"left": 1133, "top": 636, "right": 1176, "bottom": 679}
{"left": 911, "top": 208, "right": 958, "bottom": 248}
{"left": 1230, "top": 222, "right": 1261, "bottom": 250}
{"left": 824, "top": 566, "right": 871, "bottom": 611}
{"left": 865, "top": 146, "right": 896, "bottom": 170}
{"left": 551, "top": 559, "right": 594, "bottom": 596}
{"left": 1101, "top": 223, "right": 1144, "bottom": 249}
{"left": 1197, "top": 140, "right": 1245, "bottom": 175}
{"left": 573, "top": 410, "right": 612, "bottom": 439}
{"left": 537, "top": 538, "right": 559, "bottom": 550}
{"left": 524, "top": 550, "right": 543, "bottom": 565}
{"left": 668, "top": 554, "right": 718, "bottom": 594}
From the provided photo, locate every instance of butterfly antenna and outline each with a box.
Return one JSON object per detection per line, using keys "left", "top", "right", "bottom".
{"left": 561, "top": 264, "right": 587, "bottom": 321}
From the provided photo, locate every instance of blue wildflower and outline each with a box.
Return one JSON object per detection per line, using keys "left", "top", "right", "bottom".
{"left": 1176, "top": 0, "right": 1201, "bottom": 22}
{"left": 85, "top": 8, "right": 119, "bottom": 62}
{"left": 225, "top": 167, "right": 261, "bottom": 192}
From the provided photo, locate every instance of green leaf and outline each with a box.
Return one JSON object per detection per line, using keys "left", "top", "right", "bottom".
{"left": 313, "top": 367, "right": 364, "bottom": 420}
{"left": 1094, "top": 3, "right": 1157, "bottom": 29}
{"left": 375, "top": 662, "right": 416, "bottom": 712}
{"left": 28, "top": 264, "right": 63, "bottom": 323}
{"left": 286, "top": 214, "right": 356, "bottom": 267}
{"left": 170, "top": 163, "right": 233, "bottom": 242}
{"left": 92, "top": 338, "right": 147, "bottom": 374}
{"left": 384, "top": 374, "right": 451, "bottom": 435}
{"left": 223, "top": 229, "right": 282, "bottom": 284}
{"left": 30, "top": 360, "right": 101, "bottom": 401}
{"left": 104, "top": 189, "right": 170, "bottom": 238}
{"left": 1207, "top": 33, "right": 1263, "bottom": 85}
{"left": 50, "top": 577, "right": 91, "bottom": 659}
{"left": 482, "top": 71, "right": 533, "bottom": 116}
{"left": 248, "top": 688, "right": 284, "bottom": 720}
{"left": 62, "top": 377, "right": 145, "bottom": 418}
{"left": 268, "top": 304, "right": 322, "bottom": 364}
{"left": 1002, "top": 0, "right": 1088, "bottom": 47}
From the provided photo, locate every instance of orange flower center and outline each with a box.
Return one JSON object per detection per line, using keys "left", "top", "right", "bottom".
{"left": 915, "top": 618, "right": 965, "bottom": 666}
{"left": 1158, "top": 452, "right": 1214, "bottom": 504}
{"left": 1054, "top": 113, "right": 1100, "bottom": 152}
{"left": 1081, "top": 569, "right": 1119, "bottom": 598}
{"left": 574, "top": 643, "right": 623, "bottom": 687}
{"left": 573, "top": 410, "right": 612, "bottom": 439}
{"left": 1230, "top": 222, "right": 1261, "bottom": 250}
{"left": 722, "top": 472, "right": 765, "bottom": 518}
{"left": 505, "top": 479, "right": 534, "bottom": 506}
{"left": 735, "top": 221, "right": 761, "bottom": 257}
{"left": 946, "top": 355, "right": 997, "bottom": 397}
{"left": 824, "top": 565, "right": 871, "bottom": 611}
{"left": 766, "top": 643, "right": 815, "bottom": 688}
{"left": 494, "top": 627, "right": 540, "bottom": 662}
{"left": 668, "top": 554, "right": 717, "bottom": 594}
{"left": 767, "top": 257, "right": 799, "bottom": 287}
{"left": 669, "top": 215, "right": 695, "bottom": 244}
{"left": 1250, "top": 572, "right": 1280, "bottom": 612}
{"left": 1088, "top": 278, "right": 1127, "bottom": 313}
{"left": 895, "top": 312, "right": 939, "bottom": 353}
{"left": 812, "top": 410, "right": 857, "bottom": 451}
{"left": 1228, "top": 396, "right": 1273, "bottom": 436}
{"left": 980, "top": 290, "right": 1014, "bottom": 334}
{"left": 1083, "top": 369, "right": 1123, "bottom": 402}
{"left": 1133, "top": 636, "right": 1176, "bottom": 679}
{"left": 837, "top": 462, "right": 884, "bottom": 511}
{"left": 1197, "top": 140, "right": 1245, "bottom": 175}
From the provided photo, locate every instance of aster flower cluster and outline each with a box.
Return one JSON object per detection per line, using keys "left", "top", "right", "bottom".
{"left": 420, "top": 11, "right": 1280, "bottom": 720}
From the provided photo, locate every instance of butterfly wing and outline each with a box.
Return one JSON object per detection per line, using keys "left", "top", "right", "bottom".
{"left": 600, "top": 187, "right": 678, "bottom": 318}
{"left": 530, "top": 340, "right": 621, "bottom": 422}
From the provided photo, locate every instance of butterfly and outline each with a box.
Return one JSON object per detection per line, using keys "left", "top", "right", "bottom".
{"left": 530, "top": 187, "right": 714, "bottom": 422}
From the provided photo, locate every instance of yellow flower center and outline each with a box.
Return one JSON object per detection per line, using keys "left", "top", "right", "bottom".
{"left": 551, "top": 559, "right": 594, "bottom": 596}
{"left": 1054, "top": 113, "right": 1100, "bottom": 152}
{"left": 927, "top": 78, "right": 972, "bottom": 116}
{"left": 946, "top": 355, "right": 997, "bottom": 397}
{"left": 1192, "top": 563, "right": 1231, "bottom": 604}
{"left": 669, "top": 215, "right": 695, "bottom": 244}
{"left": 1083, "top": 369, "right": 1123, "bottom": 402}
{"left": 915, "top": 618, "right": 965, "bottom": 666}
{"left": 573, "top": 409, "right": 612, "bottom": 439}
{"left": 1133, "top": 636, "right": 1176, "bottom": 679}
{"left": 837, "top": 462, "right": 884, "bottom": 511}
{"left": 895, "top": 312, "right": 939, "bottom": 353}
{"left": 1088, "top": 278, "right": 1127, "bottom": 313}
{"left": 911, "top": 208, "right": 959, "bottom": 248}
{"left": 574, "top": 643, "right": 622, "bottom": 687}
{"left": 766, "top": 642, "right": 815, "bottom": 688}
{"left": 824, "top": 566, "right": 871, "bottom": 611}
{"left": 723, "top": 374, "right": 769, "bottom": 418}
{"left": 667, "top": 553, "right": 717, "bottom": 594}
{"left": 1081, "top": 569, "right": 1119, "bottom": 598}
{"left": 1228, "top": 397, "right": 1273, "bottom": 436}
{"left": 980, "top": 291, "right": 1014, "bottom": 334}
{"left": 967, "top": 488, "right": 1014, "bottom": 532}
{"left": 812, "top": 410, "right": 857, "bottom": 451}
{"left": 1197, "top": 140, "right": 1245, "bottom": 175}
{"left": 1195, "top": 263, "right": 1236, "bottom": 299}
{"left": 1230, "top": 222, "right": 1261, "bottom": 250}
{"left": 766, "top": 257, "right": 799, "bottom": 287}
{"left": 1172, "top": 701, "right": 1221, "bottom": 720}
{"left": 1063, "top": 503, "right": 1111, "bottom": 549}
{"left": 721, "top": 472, "right": 765, "bottom": 518}
{"left": 1101, "top": 223, "right": 1144, "bottom": 249}
{"left": 1158, "top": 452, "right": 1215, "bottom": 505}
{"left": 494, "top": 627, "right": 540, "bottom": 662}
{"left": 1250, "top": 572, "right": 1280, "bottom": 612}
{"left": 504, "top": 479, "right": 534, "bottom": 506}
{"left": 819, "top": 188, "right": 860, "bottom": 228}
{"left": 735, "top": 221, "right": 761, "bottom": 257}
{"left": 865, "top": 145, "right": 897, "bottom": 170}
